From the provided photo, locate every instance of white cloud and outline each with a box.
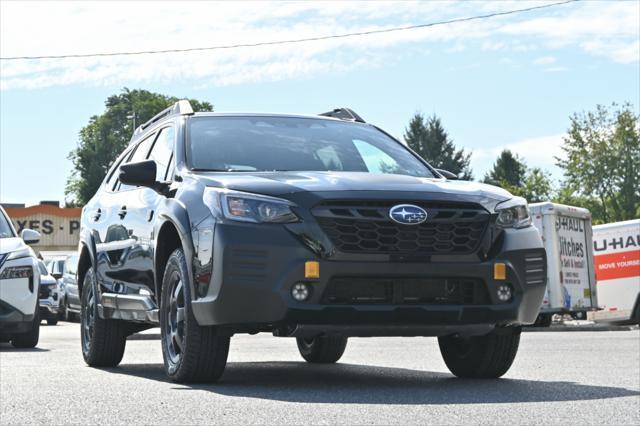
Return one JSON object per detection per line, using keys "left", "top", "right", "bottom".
{"left": 470, "top": 134, "right": 566, "bottom": 180}
{"left": 533, "top": 56, "right": 556, "bottom": 65}
{"left": 543, "top": 66, "right": 569, "bottom": 73}
{"left": 1, "top": 0, "right": 638, "bottom": 90}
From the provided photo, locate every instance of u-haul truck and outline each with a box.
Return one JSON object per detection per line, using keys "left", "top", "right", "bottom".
{"left": 529, "top": 203, "right": 598, "bottom": 325}
{"left": 591, "top": 219, "right": 640, "bottom": 324}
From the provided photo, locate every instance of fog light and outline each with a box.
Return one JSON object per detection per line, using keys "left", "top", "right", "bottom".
{"left": 497, "top": 284, "right": 513, "bottom": 302}
{"left": 291, "top": 282, "right": 311, "bottom": 302}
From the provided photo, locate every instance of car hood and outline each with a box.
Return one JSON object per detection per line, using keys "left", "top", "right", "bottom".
{"left": 195, "top": 171, "right": 512, "bottom": 201}
{"left": 0, "top": 237, "right": 28, "bottom": 256}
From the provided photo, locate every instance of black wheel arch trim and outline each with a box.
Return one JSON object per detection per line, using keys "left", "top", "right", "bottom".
{"left": 153, "top": 200, "right": 198, "bottom": 303}
{"left": 77, "top": 228, "right": 98, "bottom": 298}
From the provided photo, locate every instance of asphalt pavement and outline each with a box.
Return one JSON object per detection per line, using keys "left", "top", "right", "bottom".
{"left": 1, "top": 322, "right": 639, "bottom": 425}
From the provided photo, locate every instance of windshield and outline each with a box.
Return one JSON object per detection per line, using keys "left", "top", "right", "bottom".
{"left": 187, "top": 116, "right": 434, "bottom": 178}
{"left": 38, "top": 261, "right": 48, "bottom": 276}
{"left": 48, "top": 259, "right": 65, "bottom": 275}
{"left": 0, "top": 210, "right": 15, "bottom": 239}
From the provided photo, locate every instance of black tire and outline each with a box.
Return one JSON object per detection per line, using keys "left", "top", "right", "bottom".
{"left": 66, "top": 306, "right": 79, "bottom": 323}
{"left": 160, "top": 248, "right": 230, "bottom": 383}
{"left": 570, "top": 311, "right": 587, "bottom": 321}
{"left": 438, "top": 328, "right": 521, "bottom": 379}
{"left": 534, "top": 313, "right": 553, "bottom": 327}
{"left": 47, "top": 318, "right": 58, "bottom": 326}
{"left": 81, "top": 267, "right": 127, "bottom": 367}
{"left": 12, "top": 302, "right": 40, "bottom": 348}
{"left": 58, "top": 297, "right": 66, "bottom": 321}
{"left": 296, "top": 336, "right": 348, "bottom": 363}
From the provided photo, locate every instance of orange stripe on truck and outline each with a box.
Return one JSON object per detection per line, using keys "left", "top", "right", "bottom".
{"left": 594, "top": 250, "right": 640, "bottom": 281}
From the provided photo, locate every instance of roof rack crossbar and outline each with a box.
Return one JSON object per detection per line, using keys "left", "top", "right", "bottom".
{"left": 134, "top": 100, "right": 194, "bottom": 135}
{"left": 319, "top": 108, "right": 365, "bottom": 123}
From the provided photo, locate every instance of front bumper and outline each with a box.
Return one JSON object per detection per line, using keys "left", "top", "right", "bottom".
{"left": 0, "top": 299, "right": 35, "bottom": 334}
{"left": 39, "top": 299, "right": 60, "bottom": 317}
{"left": 192, "top": 222, "right": 546, "bottom": 335}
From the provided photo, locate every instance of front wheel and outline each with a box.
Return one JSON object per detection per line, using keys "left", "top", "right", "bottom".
{"left": 47, "top": 318, "right": 58, "bottom": 326}
{"left": 81, "top": 267, "right": 127, "bottom": 367}
{"left": 160, "top": 248, "right": 230, "bottom": 383}
{"left": 438, "top": 328, "right": 521, "bottom": 379}
{"left": 296, "top": 336, "right": 348, "bottom": 363}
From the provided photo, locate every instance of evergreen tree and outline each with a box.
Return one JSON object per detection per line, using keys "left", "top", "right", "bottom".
{"left": 404, "top": 113, "right": 473, "bottom": 179}
{"left": 65, "top": 88, "right": 213, "bottom": 205}
{"left": 483, "top": 149, "right": 527, "bottom": 187}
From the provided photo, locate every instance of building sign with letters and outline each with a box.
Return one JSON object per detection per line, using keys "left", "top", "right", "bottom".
{"left": 4, "top": 204, "right": 82, "bottom": 251}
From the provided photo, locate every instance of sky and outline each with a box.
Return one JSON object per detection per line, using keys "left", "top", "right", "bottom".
{"left": 1, "top": 0, "right": 639, "bottom": 206}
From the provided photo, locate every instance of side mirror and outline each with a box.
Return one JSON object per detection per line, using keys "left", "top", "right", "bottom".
{"left": 52, "top": 272, "right": 62, "bottom": 280}
{"left": 119, "top": 160, "right": 157, "bottom": 188}
{"left": 21, "top": 229, "right": 41, "bottom": 245}
{"left": 435, "top": 169, "right": 458, "bottom": 180}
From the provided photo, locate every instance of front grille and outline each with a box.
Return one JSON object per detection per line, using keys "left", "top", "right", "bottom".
{"left": 313, "top": 201, "right": 490, "bottom": 254}
{"left": 322, "top": 277, "right": 490, "bottom": 305}
{"left": 38, "top": 285, "right": 50, "bottom": 299}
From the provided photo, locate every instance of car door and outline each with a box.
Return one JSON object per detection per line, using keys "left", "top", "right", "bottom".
{"left": 94, "top": 133, "right": 157, "bottom": 295}
{"left": 123, "top": 125, "right": 176, "bottom": 297}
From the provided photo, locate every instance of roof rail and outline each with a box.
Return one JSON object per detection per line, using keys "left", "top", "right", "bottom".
{"left": 319, "top": 108, "right": 365, "bottom": 123}
{"left": 134, "top": 100, "right": 194, "bottom": 136}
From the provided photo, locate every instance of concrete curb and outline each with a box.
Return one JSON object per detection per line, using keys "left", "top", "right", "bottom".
{"left": 524, "top": 324, "right": 638, "bottom": 332}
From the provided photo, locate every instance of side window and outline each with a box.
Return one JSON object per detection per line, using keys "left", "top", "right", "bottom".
{"left": 65, "top": 256, "right": 79, "bottom": 276}
{"left": 105, "top": 149, "right": 132, "bottom": 189}
{"left": 115, "top": 133, "right": 157, "bottom": 192}
{"left": 148, "top": 127, "right": 175, "bottom": 181}
{"left": 353, "top": 139, "right": 402, "bottom": 174}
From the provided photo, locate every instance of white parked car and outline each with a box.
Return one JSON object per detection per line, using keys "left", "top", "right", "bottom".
{"left": 0, "top": 206, "right": 42, "bottom": 348}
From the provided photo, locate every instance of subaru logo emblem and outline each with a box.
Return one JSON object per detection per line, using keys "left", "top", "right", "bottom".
{"left": 389, "top": 204, "right": 428, "bottom": 225}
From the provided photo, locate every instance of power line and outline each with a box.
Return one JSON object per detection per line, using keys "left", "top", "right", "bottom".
{"left": 0, "top": 0, "right": 579, "bottom": 61}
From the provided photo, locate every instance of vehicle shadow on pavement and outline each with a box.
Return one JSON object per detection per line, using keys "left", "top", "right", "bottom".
{"left": 109, "top": 362, "right": 640, "bottom": 405}
{"left": 0, "top": 344, "right": 50, "bottom": 352}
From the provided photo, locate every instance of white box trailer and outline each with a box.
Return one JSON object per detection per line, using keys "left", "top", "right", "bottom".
{"left": 529, "top": 203, "right": 598, "bottom": 325}
{"left": 591, "top": 219, "right": 640, "bottom": 324}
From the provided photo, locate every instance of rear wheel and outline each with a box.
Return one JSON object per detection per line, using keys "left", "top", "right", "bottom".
{"left": 534, "top": 313, "right": 553, "bottom": 327}
{"left": 438, "top": 328, "right": 521, "bottom": 379}
{"left": 81, "top": 267, "right": 127, "bottom": 367}
{"left": 160, "top": 248, "right": 230, "bottom": 383}
{"left": 11, "top": 303, "right": 40, "bottom": 348}
{"left": 296, "top": 336, "right": 348, "bottom": 363}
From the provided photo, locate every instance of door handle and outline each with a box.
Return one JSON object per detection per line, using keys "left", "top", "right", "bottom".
{"left": 92, "top": 209, "right": 102, "bottom": 221}
{"left": 118, "top": 206, "right": 127, "bottom": 219}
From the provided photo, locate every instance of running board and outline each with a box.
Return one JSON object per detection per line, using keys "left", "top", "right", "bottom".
{"left": 98, "top": 293, "right": 159, "bottom": 324}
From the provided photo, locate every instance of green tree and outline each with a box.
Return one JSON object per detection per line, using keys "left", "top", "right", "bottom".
{"left": 404, "top": 113, "right": 473, "bottom": 179}
{"left": 483, "top": 150, "right": 553, "bottom": 203}
{"left": 483, "top": 149, "right": 527, "bottom": 187}
{"left": 65, "top": 88, "right": 213, "bottom": 205}
{"left": 518, "top": 167, "right": 554, "bottom": 203}
{"left": 556, "top": 102, "right": 639, "bottom": 223}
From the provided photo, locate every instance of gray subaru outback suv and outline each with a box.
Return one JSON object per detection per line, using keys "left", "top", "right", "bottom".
{"left": 77, "top": 101, "right": 546, "bottom": 382}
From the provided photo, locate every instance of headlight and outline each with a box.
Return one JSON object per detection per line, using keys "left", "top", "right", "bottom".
{"left": 216, "top": 191, "right": 299, "bottom": 224}
{"left": 0, "top": 266, "right": 34, "bottom": 279}
{"left": 495, "top": 197, "right": 531, "bottom": 229}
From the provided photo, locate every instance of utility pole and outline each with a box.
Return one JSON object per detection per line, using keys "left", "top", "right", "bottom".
{"left": 127, "top": 111, "right": 137, "bottom": 135}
